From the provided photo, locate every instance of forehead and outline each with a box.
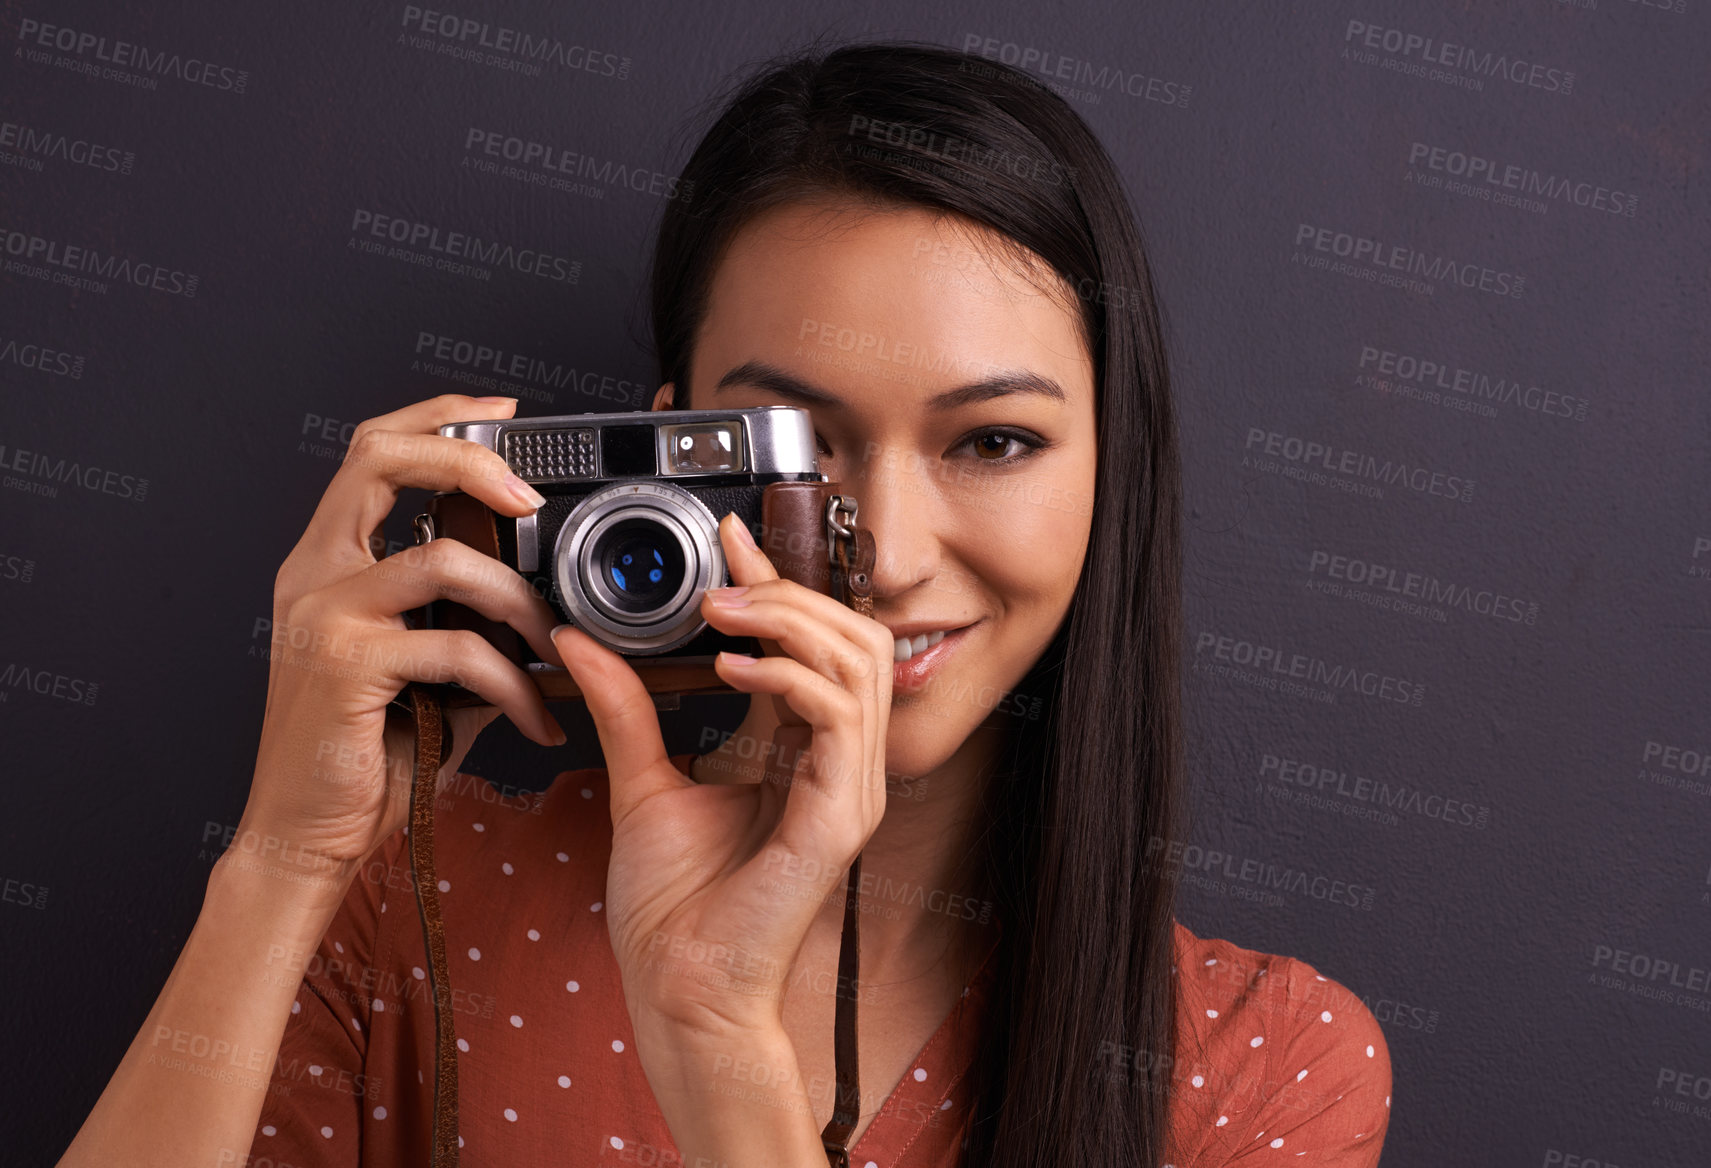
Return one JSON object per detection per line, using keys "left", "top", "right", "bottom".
{"left": 693, "top": 198, "right": 1092, "bottom": 410}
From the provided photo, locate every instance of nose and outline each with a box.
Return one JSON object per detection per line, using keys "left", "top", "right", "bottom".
{"left": 846, "top": 439, "right": 943, "bottom": 602}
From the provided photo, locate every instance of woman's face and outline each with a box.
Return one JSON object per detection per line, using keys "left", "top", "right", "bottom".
{"left": 653, "top": 198, "right": 1098, "bottom": 782}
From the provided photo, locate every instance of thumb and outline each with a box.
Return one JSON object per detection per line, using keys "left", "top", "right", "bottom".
{"left": 551, "top": 623, "right": 683, "bottom": 817}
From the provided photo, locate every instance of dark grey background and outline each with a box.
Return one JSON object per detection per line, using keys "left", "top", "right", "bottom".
{"left": 3, "top": 3, "right": 1707, "bottom": 1165}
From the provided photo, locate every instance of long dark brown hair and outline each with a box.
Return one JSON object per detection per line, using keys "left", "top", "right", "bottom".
{"left": 647, "top": 38, "right": 1186, "bottom": 1166}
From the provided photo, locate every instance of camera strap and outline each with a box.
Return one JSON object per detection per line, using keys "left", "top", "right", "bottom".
{"left": 395, "top": 487, "right": 877, "bottom": 1167}
{"left": 815, "top": 492, "right": 874, "bottom": 1167}
{"left": 401, "top": 683, "right": 460, "bottom": 1166}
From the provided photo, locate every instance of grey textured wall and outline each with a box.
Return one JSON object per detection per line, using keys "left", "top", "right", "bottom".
{"left": 2, "top": 3, "right": 1707, "bottom": 1165}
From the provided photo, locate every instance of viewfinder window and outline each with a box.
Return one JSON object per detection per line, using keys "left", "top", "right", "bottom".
{"left": 663, "top": 421, "right": 743, "bottom": 473}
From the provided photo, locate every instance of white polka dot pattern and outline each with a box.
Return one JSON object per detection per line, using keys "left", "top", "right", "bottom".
{"left": 248, "top": 758, "right": 1391, "bottom": 1166}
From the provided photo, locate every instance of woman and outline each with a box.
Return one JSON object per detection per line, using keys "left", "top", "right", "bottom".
{"left": 55, "top": 40, "right": 1391, "bottom": 1168}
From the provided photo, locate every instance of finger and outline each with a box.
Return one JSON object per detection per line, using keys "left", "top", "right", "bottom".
{"left": 718, "top": 510, "right": 780, "bottom": 587}
{"left": 701, "top": 596, "right": 887, "bottom": 696}
{"left": 714, "top": 654, "right": 883, "bottom": 863}
{"left": 276, "top": 395, "right": 526, "bottom": 628}
{"left": 333, "top": 537, "right": 563, "bottom": 665}
{"left": 357, "top": 392, "right": 517, "bottom": 438}
{"left": 713, "top": 511, "right": 786, "bottom": 696}
{"left": 709, "top": 511, "right": 895, "bottom": 736}
{"left": 313, "top": 428, "right": 543, "bottom": 560}
{"left": 705, "top": 509, "right": 804, "bottom": 729}
{"left": 712, "top": 512, "right": 897, "bottom": 669}
{"left": 551, "top": 624, "right": 687, "bottom": 822}
{"left": 361, "top": 627, "right": 565, "bottom": 747}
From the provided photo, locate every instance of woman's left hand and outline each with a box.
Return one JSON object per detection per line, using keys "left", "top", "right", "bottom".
{"left": 551, "top": 509, "right": 894, "bottom": 1050}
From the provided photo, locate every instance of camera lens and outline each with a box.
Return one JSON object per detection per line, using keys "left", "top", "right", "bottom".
{"left": 553, "top": 481, "right": 725, "bottom": 653}
{"left": 591, "top": 517, "right": 687, "bottom": 615}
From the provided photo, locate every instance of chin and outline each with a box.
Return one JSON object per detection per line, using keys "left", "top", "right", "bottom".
{"left": 882, "top": 701, "right": 986, "bottom": 781}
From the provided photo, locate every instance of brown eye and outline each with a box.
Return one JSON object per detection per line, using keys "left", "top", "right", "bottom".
{"left": 953, "top": 427, "right": 1048, "bottom": 467}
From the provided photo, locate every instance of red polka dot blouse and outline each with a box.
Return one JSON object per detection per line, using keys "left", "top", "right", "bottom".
{"left": 252, "top": 754, "right": 1392, "bottom": 1165}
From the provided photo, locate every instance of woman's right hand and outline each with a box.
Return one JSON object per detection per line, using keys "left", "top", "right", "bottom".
{"left": 241, "top": 393, "right": 568, "bottom": 878}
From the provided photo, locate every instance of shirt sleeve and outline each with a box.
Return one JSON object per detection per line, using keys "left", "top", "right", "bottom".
{"left": 248, "top": 828, "right": 404, "bottom": 1165}
{"left": 1222, "top": 955, "right": 1393, "bottom": 1165}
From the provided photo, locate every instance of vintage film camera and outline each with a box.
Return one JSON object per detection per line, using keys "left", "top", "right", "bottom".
{"left": 410, "top": 406, "right": 873, "bottom": 706}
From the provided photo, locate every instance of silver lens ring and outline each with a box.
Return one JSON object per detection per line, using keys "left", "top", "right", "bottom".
{"left": 552, "top": 480, "right": 725, "bottom": 654}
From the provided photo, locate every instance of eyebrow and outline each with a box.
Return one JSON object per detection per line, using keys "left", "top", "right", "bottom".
{"left": 713, "top": 359, "right": 1068, "bottom": 411}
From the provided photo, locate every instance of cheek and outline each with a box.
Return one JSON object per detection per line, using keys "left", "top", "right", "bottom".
{"left": 949, "top": 481, "right": 1092, "bottom": 624}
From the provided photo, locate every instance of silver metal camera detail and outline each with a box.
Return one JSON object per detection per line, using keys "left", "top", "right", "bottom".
{"left": 440, "top": 407, "right": 822, "bottom": 656}
{"left": 551, "top": 480, "right": 725, "bottom": 652}
{"left": 440, "top": 407, "right": 816, "bottom": 480}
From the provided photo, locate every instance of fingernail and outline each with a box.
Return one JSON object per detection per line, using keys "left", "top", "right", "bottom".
{"left": 474, "top": 395, "right": 517, "bottom": 404}
{"left": 549, "top": 720, "right": 568, "bottom": 746}
{"left": 706, "top": 585, "right": 751, "bottom": 606}
{"left": 551, "top": 624, "right": 573, "bottom": 639}
{"left": 727, "top": 512, "right": 758, "bottom": 550}
{"left": 718, "top": 651, "right": 757, "bottom": 665}
{"left": 505, "top": 471, "right": 547, "bottom": 509}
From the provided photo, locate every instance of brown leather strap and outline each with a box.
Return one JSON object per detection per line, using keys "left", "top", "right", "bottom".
{"left": 403, "top": 684, "right": 460, "bottom": 1167}
{"left": 818, "top": 854, "right": 863, "bottom": 1166}
{"left": 818, "top": 493, "right": 875, "bottom": 1165}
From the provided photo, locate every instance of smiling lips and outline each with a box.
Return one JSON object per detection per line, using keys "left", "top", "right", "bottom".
{"left": 893, "top": 630, "right": 947, "bottom": 662}
{"left": 890, "top": 622, "right": 976, "bottom": 692}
